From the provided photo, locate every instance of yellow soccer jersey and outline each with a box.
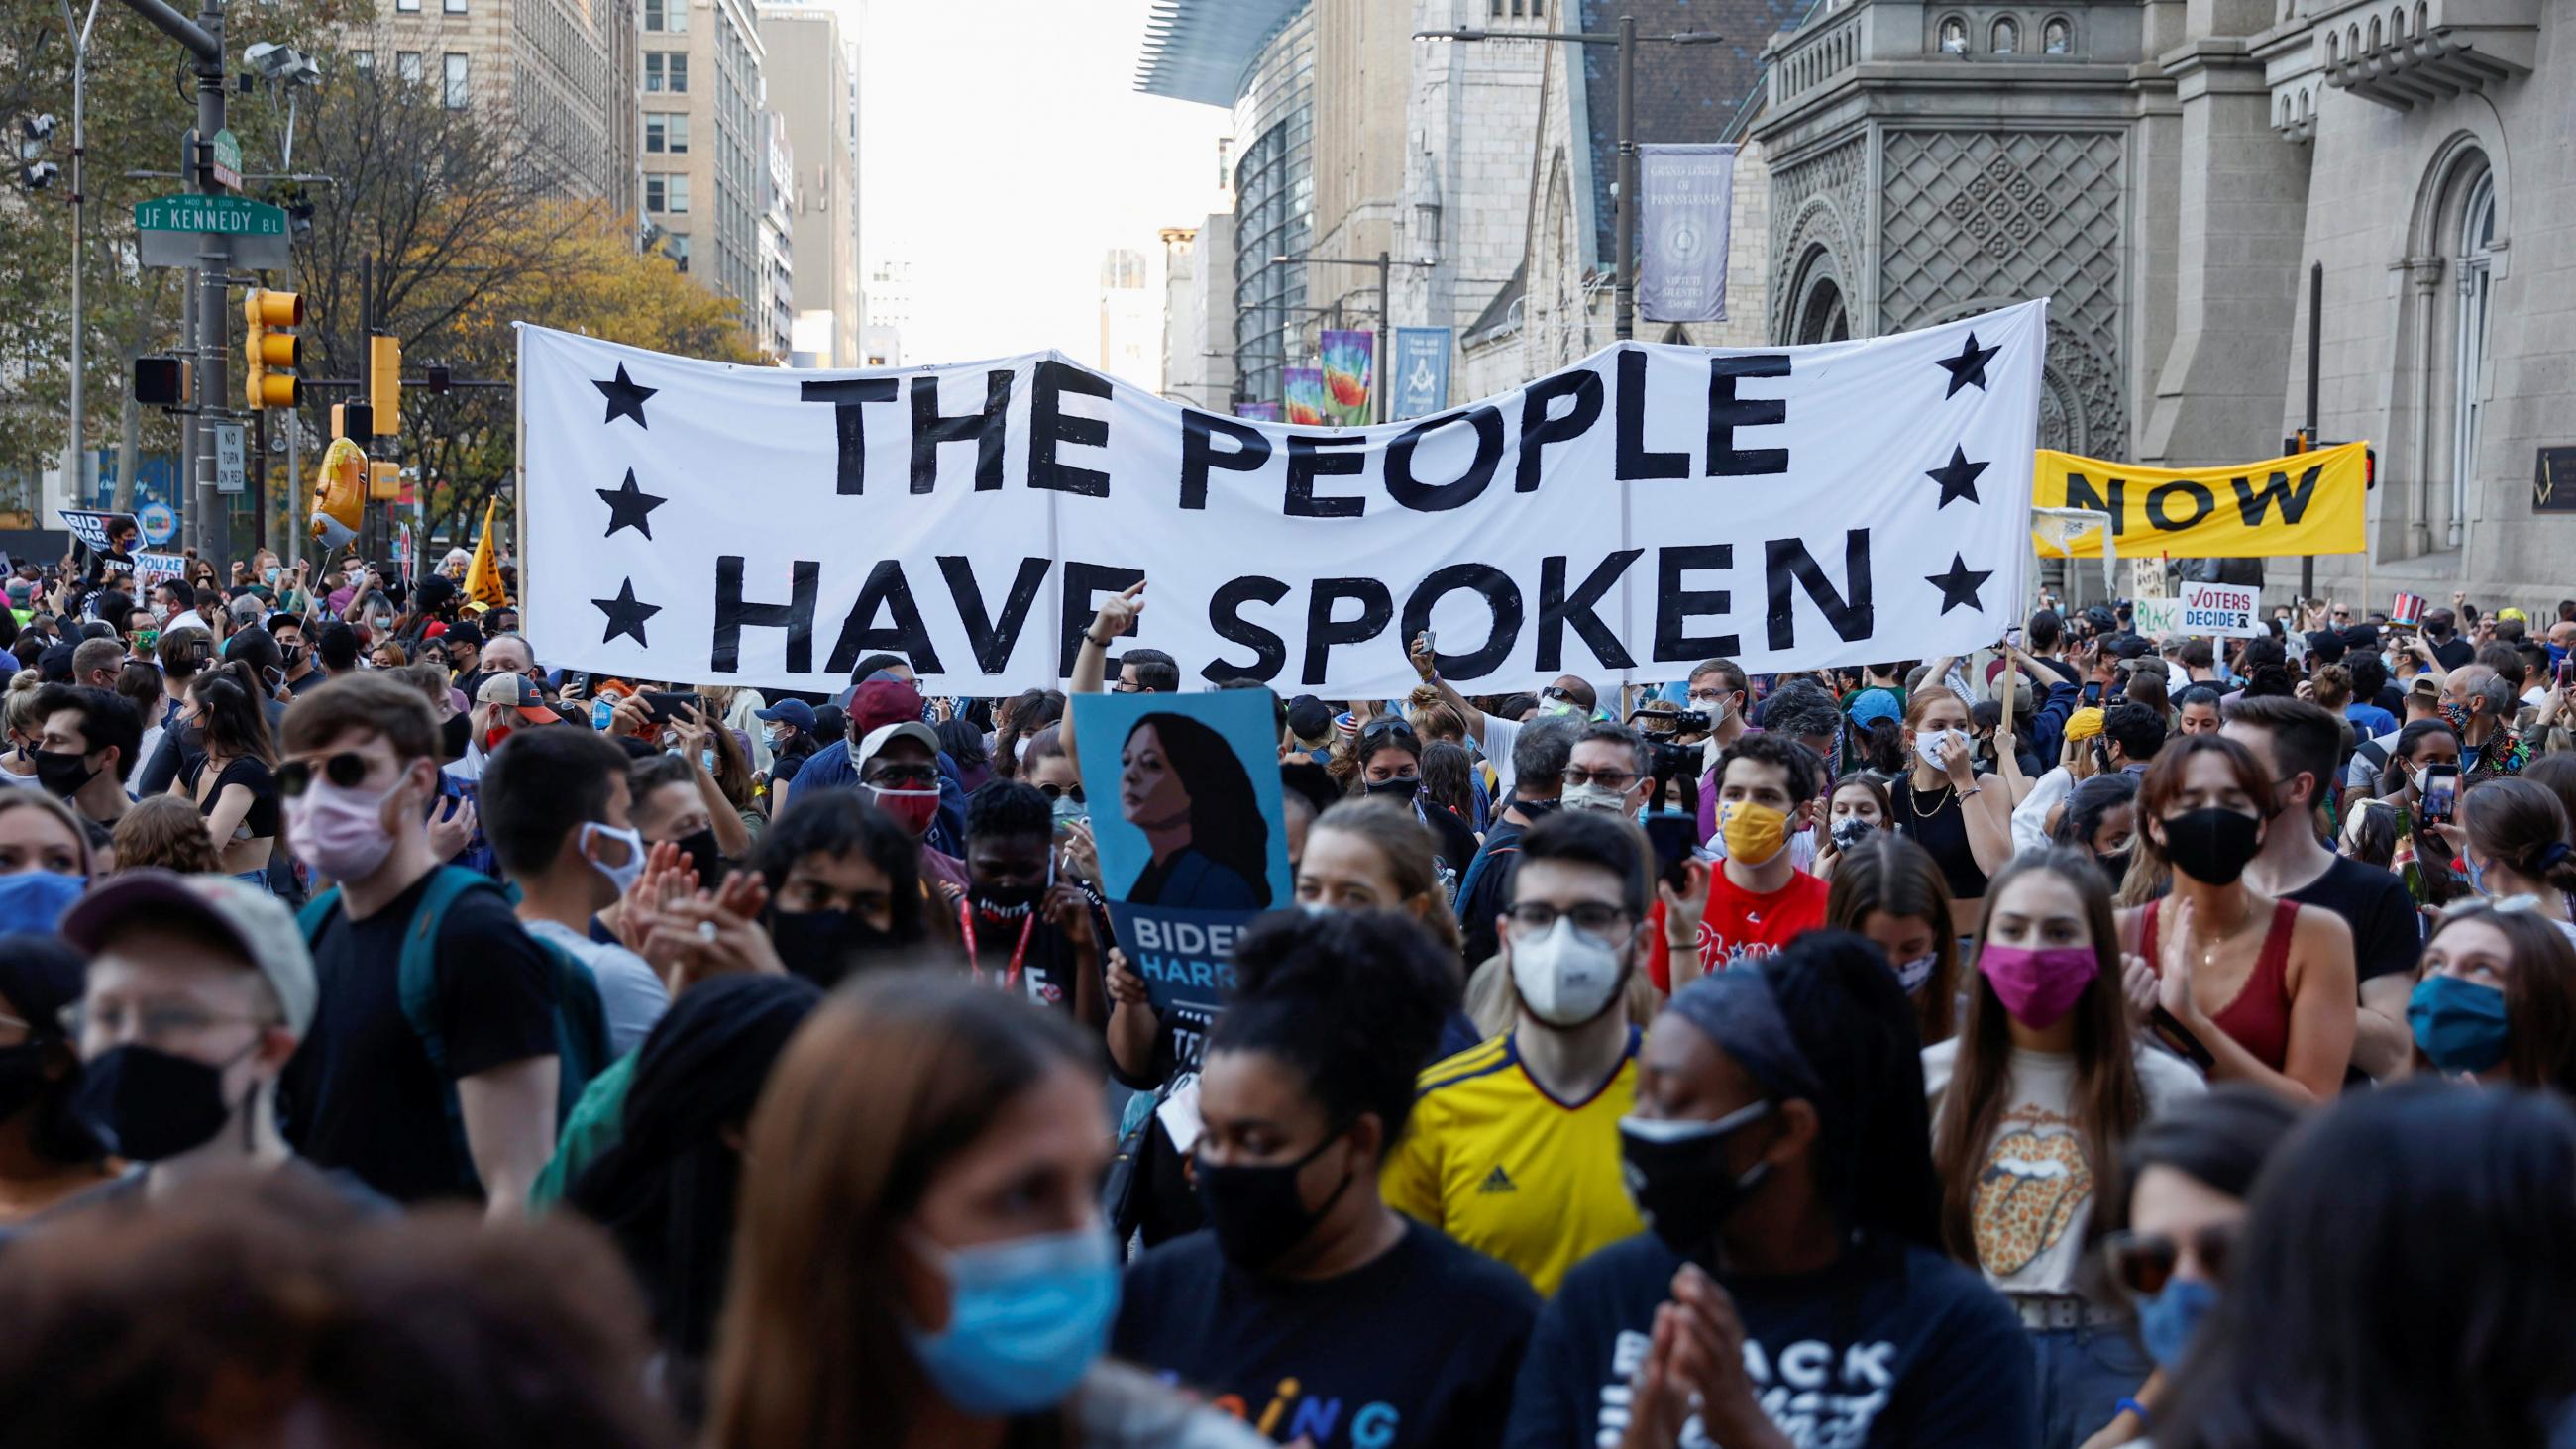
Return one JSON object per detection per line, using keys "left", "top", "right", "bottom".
{"left": 1380, "top": 1027, "right": 1644, "bottom": 1296}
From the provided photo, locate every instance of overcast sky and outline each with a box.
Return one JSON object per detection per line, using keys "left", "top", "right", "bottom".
{"left": 841, "top": 0, "right": 1235, "bottom": 365}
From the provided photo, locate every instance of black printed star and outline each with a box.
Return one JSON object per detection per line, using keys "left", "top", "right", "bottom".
{"left": 595, "top": 468, "right": 667, "bottom": 540}
{"left": 1924, "top": 554, "right": 1994, "bottom": 615}
{"left": 1924, "top": 446, "right": 1989, "bottom": 508}
{"left": 592, "top": 363, "right": 658, "bottom": 428}
{"left": 1934, "top": 333, "right": 2000, "bottom": 398}
{"left": 592, "top": 577, "right": 662, "bottom": 646}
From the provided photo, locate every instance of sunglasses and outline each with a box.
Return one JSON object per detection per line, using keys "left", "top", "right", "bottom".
{"left": 2101, "top": 1223, "right": 2236, "bottom": 1297}
{"left": 277, "top": 751, "right": 376, "bottom": 798}
{"left": 1358, "top": 718, "right": 1419, "bottom": 747}
{"left": 1035, "top": 782, "right": 1085, "bottom": 803}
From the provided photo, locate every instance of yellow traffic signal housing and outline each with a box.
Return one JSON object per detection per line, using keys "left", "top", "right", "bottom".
{"left": 243, "top": 288, "right": 303, "bottom": 409}
{"left": 369, "top": 335, "right": 401, "bottom": 437}
{"left": 368, "top": 461, "right": 403, "bottom": 501}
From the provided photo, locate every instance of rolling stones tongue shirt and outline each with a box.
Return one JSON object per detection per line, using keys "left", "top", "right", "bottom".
{"left": 1921, "top": 1041, "right": 2207, "bottom": 1294}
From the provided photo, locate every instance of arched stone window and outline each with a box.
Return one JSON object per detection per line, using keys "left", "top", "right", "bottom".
{"left": 2043, "top": 16, "right": 2072, "bottom": 52}
{"left": 1991, "top": 16, "right": 2019, "bottom": 52}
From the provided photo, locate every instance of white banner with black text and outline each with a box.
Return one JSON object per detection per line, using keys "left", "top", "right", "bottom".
{"left": 517, "top": 300, "right": 2046, "bottom": 698}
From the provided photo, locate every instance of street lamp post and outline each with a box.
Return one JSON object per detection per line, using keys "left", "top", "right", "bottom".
{"left": 59, "top": 0, "right": 103, "bottom": 510}
{"left": 1417, "top": 18, "right": 1723, "bottom": 342}
{"left": 1271, "top": 250, "right": 1435, "bottom": 423}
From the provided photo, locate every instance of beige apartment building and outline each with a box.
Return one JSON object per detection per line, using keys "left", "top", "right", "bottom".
{"left": 756, "top": 3, "right": 863, "bottom": 367}
{"left": 640, "top": 0, "right": 769, "bottom": 325}
{"left": 362, "top": 0, "right": 640, "bottom": 220}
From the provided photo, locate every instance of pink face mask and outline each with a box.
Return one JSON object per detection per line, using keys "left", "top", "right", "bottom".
{"left": 1976, "top": 944, "right": 2098, "bottom": 1030}
{"left": 870, "top": 784, "right": 941, "bottom": 837}
{"left": 286, "top": 771, "right": 407, "bottom": 882}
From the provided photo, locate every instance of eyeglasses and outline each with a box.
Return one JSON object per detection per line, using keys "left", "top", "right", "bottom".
{"left": 1035, "top": 782, "right": 1085, "bottom": 803}
{"left": 867, "top": 764, "right": 939, "bottom": 788}
{"left": 1505, "top": 901, "right": 1632, "bottom": 936}
{"left": 277, "top": 751, "right": 375, "bottom": 797}
{"left": 1560, "top": 766, "right": 1640, "bottom": 791}
{"left": 60, "top": 1000, "right": 275, "bottom": 1044}
{"left": 2101, "top": 1223, "right": 2237, "bottom": 1297}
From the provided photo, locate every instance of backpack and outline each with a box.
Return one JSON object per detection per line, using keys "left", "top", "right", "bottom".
{"left": 298, "top": 865, "right": 613, "bottom": 1197}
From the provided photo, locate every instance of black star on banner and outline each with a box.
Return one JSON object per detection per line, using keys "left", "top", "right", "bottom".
{"left": 592, "top": 364, "right": 658, "bottom": 428}
{"left": 1925, "top": 554, "right": 1994, "bottom": 615}
{"left": 593, "top": 578, "right": 663, "bottom": 646}
{"left": 1934, "top": 333, "right": 2000, "bottom": 397}
{"left": 1924, "top": 446, "right": 1989, "bottom": 508}
{"left": 595, "top": 468, "right": 667, "bottom": 540}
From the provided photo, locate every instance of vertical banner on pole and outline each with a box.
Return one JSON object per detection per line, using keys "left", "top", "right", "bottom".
{"left": 1638, "top": 143, "right": 1737, "bottom": 325}
{"left": 1282, "top": 366, "right": 1327, "bottom": 428}
{"left": 1233, "top": 401, "right": 1280, "bottom": 422}
{"left": 1318, "top": 330, "right": 1373, "bottom": 427}
{"left": 1390, "top": 327, "right": 1453, "bottom": 421}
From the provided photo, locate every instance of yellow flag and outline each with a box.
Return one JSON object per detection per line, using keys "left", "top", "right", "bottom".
{"left": 464, "top": 495, "right": 507, "bottom": 606}
{"left": 2030, "top": 442, "right": 2368, "bottom": 559}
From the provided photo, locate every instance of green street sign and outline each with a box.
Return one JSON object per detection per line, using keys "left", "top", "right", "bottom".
{"left": 134, "top": 193, "right": 285, "bottom": 236}
{"left": 210, "top": 129, "right": 243, "bottom": 190}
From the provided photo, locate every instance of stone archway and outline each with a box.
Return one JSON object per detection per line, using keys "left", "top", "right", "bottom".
{"left": 1782, "top": 241, "right": 1851, "bottom": 346}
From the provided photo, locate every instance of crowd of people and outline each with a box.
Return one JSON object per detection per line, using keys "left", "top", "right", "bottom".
{"left": 5, "top": 535, "right": 2576, "bottom": 1449}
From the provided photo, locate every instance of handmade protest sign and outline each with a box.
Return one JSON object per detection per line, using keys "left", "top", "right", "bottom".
{"left": 2179, "top": 580, "right": 2261, "bottom": 638}
{"left": 518, "top": 301, "right": 2045, "bottom": 697}
{"left": 1068, "top": 688, "right": 1293, "bottom": 1064}
{"left": 2032, "top": 443, "right": 2366, "bottom": 558}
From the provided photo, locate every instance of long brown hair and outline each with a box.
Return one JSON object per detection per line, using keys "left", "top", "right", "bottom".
{"left": 2421, "top": 903, "right": 2576, "bottom": 1095}
{"left": 2460, "top": 778, "right": 2576, "bottom": 898}
{"left": 1933, "top": 848, "right": 2149, "bottom": 1272}
{"left": 705, "top": 971, "right": 1097, "bottom": 1449}
{"left": 1310, "top": 799, "right": 1465, "bottom": 963}
{"left": 2123, "top": 733, "right": 2273, "bottom": 906}
{"left": 1825, "top": 832, "right": 1959, "bottom": 1043}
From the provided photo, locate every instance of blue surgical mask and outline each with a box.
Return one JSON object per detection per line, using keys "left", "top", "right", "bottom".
{"left": 2138, "top": 1276, "right": 2219, "bottom": 1368}
{"left": 901, "top": 1224, "right": 1119, "bottom": 1415}
{"left": 0, "top": 869, "right": 85, "bottom": 935}
{"left": 1049, "top": 794, "right": 1088, "bottom": 831}
{"left": 2410, "top": 973, "right": 2511, "bottom": 1076}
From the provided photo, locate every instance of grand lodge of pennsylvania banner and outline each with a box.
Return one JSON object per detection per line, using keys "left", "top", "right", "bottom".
{"left": 516, "top": 301, "right": 2046, "bottom": 699}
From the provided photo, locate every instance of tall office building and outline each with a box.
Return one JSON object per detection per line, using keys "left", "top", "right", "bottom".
{"left": 757, "top": 2, "right": 864, "bottom": 365}
{"left": 360, "top": 0, "right": 640, "bottom": 218}
{"left": 1099, "top": 248, "right": 1160, "bottom": 390}
{"left": 641, "top": 0, "right": 770, "bottom": 322}
{"left": 756, "top": 110, "right": 798, "bottom": 360}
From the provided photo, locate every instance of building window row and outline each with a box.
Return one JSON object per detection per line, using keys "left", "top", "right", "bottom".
{"left": 1937, "top": 12, "right": 2072, "bottom": 53}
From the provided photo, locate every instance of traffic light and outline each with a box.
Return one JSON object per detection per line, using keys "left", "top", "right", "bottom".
{"left": 243, "top": 288, "right": 302, "bottom": 409}
{"left": 369, "top": 461, "right": 402, "bottom": 501}
{"left": 369, "top": 334, "right": 401, "bottom": 437}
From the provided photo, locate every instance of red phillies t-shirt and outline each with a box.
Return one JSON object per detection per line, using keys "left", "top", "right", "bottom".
{"left": 1647, "top": 868, "right": 1831, "bottom": 991}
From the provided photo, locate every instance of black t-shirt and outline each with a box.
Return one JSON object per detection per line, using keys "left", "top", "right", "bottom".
{"left": 1505, "top": 1234, "right": 2036, "bottom": 1449}
{"left": 1891, "top": 778, "right": 1988, "bottom": 902}
{"left": 183, "top": 753, "right": 279, "bottom": 839}
{"left": 1419, "top": 801, "right": 1479, "bottom": 885}
{"left": 1457, "top": 819, "right": 1531, "bottom": 967}
{"left": 278, "top": 868, "right": 560, "bottom": 1204}
{"left": 940, "top": 880, "right": 1110, "bottom": 1017}
{"left": 1116, "top": 1220, "right": 1539, "bottom": 1449}
{"left": 2433, "top": 635, "right": 2476, "bottom": 670}
{"left": 2284, "top": 852, "right": 2421, "bottom": 983}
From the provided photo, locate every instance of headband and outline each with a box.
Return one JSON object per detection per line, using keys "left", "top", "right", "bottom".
{"left": 1664, "top": 968, "right": 1824, "bottom": 1105}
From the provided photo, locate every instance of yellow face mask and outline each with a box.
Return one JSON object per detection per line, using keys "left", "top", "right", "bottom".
{"left": 1719, "top": 799, "right": 1789, "bottom": 866}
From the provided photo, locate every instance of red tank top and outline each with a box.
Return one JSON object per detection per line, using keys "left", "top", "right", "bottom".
{"left": 2141, "top": 897, "right": 2299, "bottom": 1071}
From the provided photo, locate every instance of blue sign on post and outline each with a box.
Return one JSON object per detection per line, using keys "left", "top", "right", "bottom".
{"left": 1390, "top": 327, "right": 1453, "bottom": 421}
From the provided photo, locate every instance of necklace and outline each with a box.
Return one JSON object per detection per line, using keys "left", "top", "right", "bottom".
{"left": 1906, "top": 778, "right": 1951, "bottom": 820}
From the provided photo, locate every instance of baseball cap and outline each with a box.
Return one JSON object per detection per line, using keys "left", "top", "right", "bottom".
{"left": 475, "top": 672, "right": 564, "bottom": 724}
{"left": 61, "top": 871, "right": 318, "bottom": 1037}
{"left": 2063, "top": 706, "right": 2107, "bottom": 743}
{"left": 1285, "top": 694, "right": 1334, "bottom": 742}
{"left": 2408, "top": 674, "right": 2442, "bottom": 700}
{"left": 415, "top": 575, "right": 459, "bottom": 614}
{"left": 443, "top": 620, "right": 484, "bottom": 650}
{"left": 856, "top": 718, "right": 941, "bottom": 771}
{"left": 755, "top": 698, "right": 817, "bottom": 733}
{"left": 847, "top": 677, "right": 927, "bottom": 738}
{"left": 810, "top": 704, "right": 847, "bottom": 743}
{"left": 36, "top": 642, "right": 76, "bottom": 682}
{"left": 1847, "top": 689, "right": 1903, "bottom": 729}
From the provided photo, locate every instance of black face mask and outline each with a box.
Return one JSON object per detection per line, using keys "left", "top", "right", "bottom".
{"left": 0, "top": 1041, "right": 54, "bottom": 1122}
{"left": 673, "top": 826, "right": 725, "bottom": 890}
{"left": 1619, "top": 1102, "right": 1775, "bottom": 1262}
{"left": 438, "top": 709, "right": 472, "bottom": 763}
{"left": 72, "top": 1042, "right": 250, "bottom": 1161}
{"left": 1195, "top": 1130, "right": 1356, "bottom": 1271}
{"left": 2094, "top": 849, "right": 2131, "bottom": 889}
{"left": 1514, "top": 797, "right": 1562, "bottom": 822}
{"left": 2160, "top": 806, "right": 2263, "bottom": 886}
{"left": 969, "top": 881, "right": 1044, "bottom": 918}
{"left": 766, "top": 907, "right": 898, "bottom": 987}
{"left": 33, "top": 750, "right": 97, "bottom": 799}
{"left": 1362, "top": 776, "right": 1421, "bottom": 804}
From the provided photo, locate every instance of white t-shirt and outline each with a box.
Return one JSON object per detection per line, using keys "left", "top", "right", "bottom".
{"left": 2011, "top": 767, "right": 2075, "bottom": 855}
{"left": 1923, "top": 1038, "right": 2205, "bottom": 1297}
{"left": 525, "top": 918, "right": 671, "bottom": 1057}
{"left": 1478, "top": 709, "right": 1525, "bottom": 800}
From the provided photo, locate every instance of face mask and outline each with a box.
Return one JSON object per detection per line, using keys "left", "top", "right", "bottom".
{"left": 285, "top": 773, "right": 405, "bottom": 882}
{"left": 33, "top": 749, "right": 97, "bottom": 799}
{"left": 280, "top": 643, "right": 305, "bottom": 668}
{"left": 970, "top": 881, "right": 1043, "bottom": 919}
{"left": 482, "top": 725, "right": 513, "bottom": 755}
{"left": 2094, "top": 849, "right": 2131, "bottom": 888}
{"left": 2409, "top": 974, "right": 2510, "bottom": 1076}
{"left": 767, "top": 907, "right": 897, "bottom": 987}
{"left": 1914, "top": 728, "right": 1964, "bottom": 772}
{"left": 1719, "top": 800, "right": 1788, "bottom": 866}
{"left": 581, "top": 821, "right": 647, "bottom": 896}
{"left": 1049, "top": 794, "right": 1088, "bottom": 831}
{"left": 1509, "top": 915, "right": 1627, "bottom": 1027}
{"left": 1560, "top": 781, "right": 1629, "bottom": 814}
{"left": 72, "top": 1040, "right": 254, "bottom": 1161}
{"left": 900, "top": 1225, "right": 1120, "bottom": 1416}
{"left": 2159, "top": 806, "right": 2263, "bottom": 886}
{"left": 370, "top": 615, "right": 392, "bottom": 634}
{"left": 0, "top": 870, "right": 86, "bottom": 934}
{"left": 438, "top": 710, "right": 471, "bottom": 762}
{"left": 1362, "top": 775, "right": 1420, "bottom": 803}
{"left": 870, "top": 784, "right": 942, "bottom": 836}
{"left": 1618, "top": 1103, "right": 1774, "bottom": 1259}
{"left": 1894, "top": 952, "right": 1938, "bottom": 993}
{"left": 2440, "top": 701, "right": 2473, "bottom": 737}
{"left": 1976, "top": 943, "right": 2099, "bottom": 1029}
{"left": 263, "top": 566, "right": 281, "bottom": 585}
{"left": 672, "top": 826, "right": 724, "bottom": 889}
{"left": 1830, "top": 816, "right": 1877, "bottom": 853}
{"left": 2139, "top": 1276, "right": 2219, "bottom": 1368}
{"left": 1195, "top": 1130, "right": 1355, "bottom": 1270}
{"left": 0, "top": 1041, "right": 54, "bottom": 1122}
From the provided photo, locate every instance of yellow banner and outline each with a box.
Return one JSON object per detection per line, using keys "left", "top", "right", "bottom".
{"left": 2030, "top": 443, "right": 2367, "bottom": 559}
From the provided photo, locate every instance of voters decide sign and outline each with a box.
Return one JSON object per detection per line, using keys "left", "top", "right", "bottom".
{"left": 516, "top": 301, "right": 2045, "bottom": 697}
{"left": 2178, "top": 580, "right": 2263, "bottom": 638}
